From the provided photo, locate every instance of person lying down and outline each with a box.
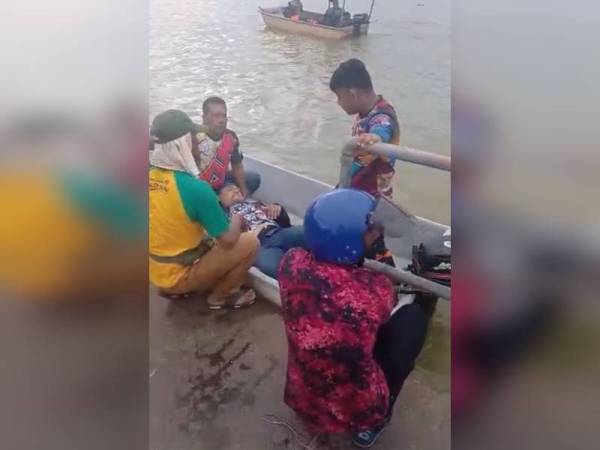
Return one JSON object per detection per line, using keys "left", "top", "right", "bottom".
{"left": 218, "top": 183, "right": 308, "bottom": 279}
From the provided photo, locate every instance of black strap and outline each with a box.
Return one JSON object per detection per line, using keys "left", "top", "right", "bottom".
{"left": 150, "top": 238, "right": 215, "bottom": 266}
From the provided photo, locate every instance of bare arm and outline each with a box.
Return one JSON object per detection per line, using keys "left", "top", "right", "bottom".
{"left": 216, "top": 213, "right": 244, "bottom": 248}
{"left": 231, "top": 162, "right": 249, "bottom": 198}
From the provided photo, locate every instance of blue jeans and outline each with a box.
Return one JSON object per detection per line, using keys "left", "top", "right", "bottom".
{"left": 224, "top": 170, "right": 261, "bottom": 196}
{"left": 255, "top": 226, "right": 306, "bottom": 279}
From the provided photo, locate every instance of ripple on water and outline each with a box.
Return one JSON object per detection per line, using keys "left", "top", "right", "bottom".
{"left": 151, "top": 0, "right": 450, "bottom": 223}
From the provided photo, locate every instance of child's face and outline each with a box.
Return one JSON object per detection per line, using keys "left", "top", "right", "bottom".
{"left": 219, "top": 184, "right": 244, "bottom": 207}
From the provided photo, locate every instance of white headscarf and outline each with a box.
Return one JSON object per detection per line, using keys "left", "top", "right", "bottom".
{"left": 149, "top": 133, "right": 200, "bottom": 176}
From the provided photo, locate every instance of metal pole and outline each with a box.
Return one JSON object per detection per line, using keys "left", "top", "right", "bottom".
{"left": 339, "top": 137, "right": 451, "bottom": 188}
{"left": 368, "top": 0, "right": 375, "bottom": 20}
{"left": 259, "top": 259, "right": 450, "bottom": 310}
{"left": 364, "top": 259, "right": 451, "bottom": 300}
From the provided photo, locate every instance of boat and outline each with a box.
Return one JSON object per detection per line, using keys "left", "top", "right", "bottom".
{"left": 258, "top": 1, "right": 375, "bottom": 39}
{"left": 242, "top": 138, "right": 451, "bottom": 308}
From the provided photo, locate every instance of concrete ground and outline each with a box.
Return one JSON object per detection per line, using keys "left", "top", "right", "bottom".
{"left": 150, "top": 290, "right": 450, "bottom": 450}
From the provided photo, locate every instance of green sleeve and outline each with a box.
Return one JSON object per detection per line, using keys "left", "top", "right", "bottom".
{"left": 174, "top": 171, "right": 229, "bottom": 237}
{"left": 59, "top": 172, "right": 146, "bottom": 240}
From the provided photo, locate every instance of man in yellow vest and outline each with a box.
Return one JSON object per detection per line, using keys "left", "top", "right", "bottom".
{"left": 149, "top": 110, "right": 259, "bottom": 309}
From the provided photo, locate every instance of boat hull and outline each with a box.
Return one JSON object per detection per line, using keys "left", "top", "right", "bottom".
{"left": 259, "top": 7, "right": 369, "bottom": 39}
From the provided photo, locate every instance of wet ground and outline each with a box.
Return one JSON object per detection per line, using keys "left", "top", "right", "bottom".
{"left": 150, "top": 290, "right": 450, "bottom": 450}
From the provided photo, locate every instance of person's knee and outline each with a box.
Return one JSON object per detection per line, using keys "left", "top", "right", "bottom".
{"left": 255, "top": 248, "right": 283, "bottom": 278}
{"left": 386, "top": 304, "right": 429, "bottom": 357}
{"left": 255, "top": 258, "right": 279, "bottom": 279}
{"left": 391, "top": 303, "right": 428, "bottom": 328}
{"left": 291, "top": 226, "right": 305, "bottom": 240}
{"left": 283, "top": 226, "right": 306, "bottom": 248}
{"left": 234, "top": 232, "right": 260, "bottom": 259}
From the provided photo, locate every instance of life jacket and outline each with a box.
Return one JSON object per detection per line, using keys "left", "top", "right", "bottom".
{"left": 350, "top": 97, "right": 401, "bottom": 198}
{"left": 352, "top": 97, "right": 401, "bottom": 145}
{"left": 198, "top": 131, "right": 236, "bottom": 190}
{"left": 380, "top": 100, "right": 401, "bottom": 145}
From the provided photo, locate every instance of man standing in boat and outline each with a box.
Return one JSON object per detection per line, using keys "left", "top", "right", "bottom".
{"left": 330, "top": 58, "right": 401, "bottom": 199}
{"left": 330, "top": 58, "right": 401, "bottom": 265}
{"left": 323, "top": 0, "right": 344, "bottom": 27}
{"left": 283, "top": 0, "right": 303, "bottom": 20}
{"left": 196, "top": 96, "right": 261, "bottom": 198}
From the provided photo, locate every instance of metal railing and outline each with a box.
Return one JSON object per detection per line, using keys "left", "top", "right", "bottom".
{"left": 338, "top": 137, "right": 450, "bottom": 188}
{"left": 365, "top": 260, "right": 451, "bottom": 300}
{"left": 338, "top": 137, "right": 452, "bottom": 300}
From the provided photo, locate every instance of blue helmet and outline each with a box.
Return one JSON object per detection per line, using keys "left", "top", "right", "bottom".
{"left": 304, "top": 189, "right": 377, "bottom": 265}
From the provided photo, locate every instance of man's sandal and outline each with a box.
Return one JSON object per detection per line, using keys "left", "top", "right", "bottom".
{"left": 207, "top": 288, "right": 257, "bottom": 310}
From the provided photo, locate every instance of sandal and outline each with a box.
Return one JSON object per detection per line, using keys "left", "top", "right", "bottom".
{"left": 207, "top": 288, "right": 257, "bottom": 310}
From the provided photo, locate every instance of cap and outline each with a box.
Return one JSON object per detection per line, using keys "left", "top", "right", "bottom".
{"left": 150, "top": 109, "right": 206, "bottom": 144}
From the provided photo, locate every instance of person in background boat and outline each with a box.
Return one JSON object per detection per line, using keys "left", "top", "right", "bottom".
{"left": 149, "top": 109, "right": 259, "bottom": 309}
{"left": 218, "top": 183, "right": 307, "bottom": 279}
{"left": 322, "top": 0, "right": 343, "bottom": 27}
{"left": 283, "top": 0, "right": 303, "bottom": 20}
{"left": 278, "top": 189, "right": 429, "bottom": 448}
{"left": 196, "top": 96, "right": 261, "bottom": 198}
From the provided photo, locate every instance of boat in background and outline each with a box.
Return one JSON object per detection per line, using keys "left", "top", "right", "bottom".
{"left": 258, "top": 1, "right": 375, "bottom": 39}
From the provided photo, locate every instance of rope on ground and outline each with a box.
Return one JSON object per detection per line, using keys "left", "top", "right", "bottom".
{"left": 262, "top": 414, "right": 320, "bottom": 450}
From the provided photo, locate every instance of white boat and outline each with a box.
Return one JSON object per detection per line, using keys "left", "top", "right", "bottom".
{"left": 258, "top": 3, "right": 372, "bottom": 40}
{"left": 243, "top": 141, "right": 450, "bottom": 307}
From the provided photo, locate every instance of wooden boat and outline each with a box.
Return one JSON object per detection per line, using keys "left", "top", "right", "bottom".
{"left": 258, "top": 2, "right": 373, "bottom": 39}
{"left": 243, "top": 140, "right": 450, "bottom": 308}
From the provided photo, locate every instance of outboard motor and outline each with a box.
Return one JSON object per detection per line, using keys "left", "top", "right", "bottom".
{"left": 352, "top": 13, "right": 369, "bottom": 36}
{"left": 399, "top": 227, "right": 450, "bottom": 318}
{"left": 408, "top": 227, "right": 451, "bottom": 287}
